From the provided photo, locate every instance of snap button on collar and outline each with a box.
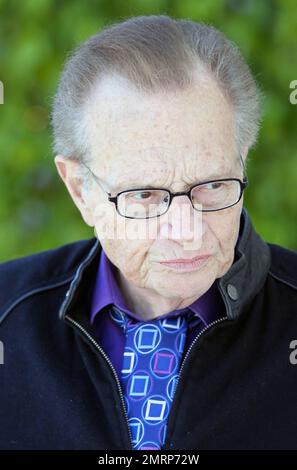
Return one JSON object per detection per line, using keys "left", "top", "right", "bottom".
{"left": 227, "top": 283, "right": 238, "bottom": 301}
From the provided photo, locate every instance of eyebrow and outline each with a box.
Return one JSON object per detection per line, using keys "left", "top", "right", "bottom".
{"left": 111, "top": 170, "right": 238, "bottom": 193}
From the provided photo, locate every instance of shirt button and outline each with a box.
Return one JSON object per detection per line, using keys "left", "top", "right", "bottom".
{"left": 227, "top": 283, "right": 238, "bottom": 301}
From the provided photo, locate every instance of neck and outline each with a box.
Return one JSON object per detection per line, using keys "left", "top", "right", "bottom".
{"left": 115, "top": 269, "right": 200, "bottom": 320}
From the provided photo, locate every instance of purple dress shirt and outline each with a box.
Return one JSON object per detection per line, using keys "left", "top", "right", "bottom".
{"left": 89, "top": 247, "right": 234, "bottom": 378}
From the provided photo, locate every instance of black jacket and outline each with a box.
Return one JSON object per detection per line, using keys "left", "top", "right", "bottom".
{"left": 1, "top": 207, "right": 297, "bottom": 450}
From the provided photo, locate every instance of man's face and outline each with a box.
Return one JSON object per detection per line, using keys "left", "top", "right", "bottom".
{"left": 56, "top": 73, "right": 246, "bottom": 309}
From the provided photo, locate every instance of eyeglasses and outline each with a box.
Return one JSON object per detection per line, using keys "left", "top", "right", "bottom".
{"left": 82, "top": 162, "right": 248, "bottom": 219}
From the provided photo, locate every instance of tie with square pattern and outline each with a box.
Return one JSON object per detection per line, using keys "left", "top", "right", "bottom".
{"left": 110, "top": 306, "right": 199, "bottom": 450}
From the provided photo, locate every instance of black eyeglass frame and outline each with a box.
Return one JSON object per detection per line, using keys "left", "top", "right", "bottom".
{"left": 82, "top": 162, "right": 249, "bottom": 219}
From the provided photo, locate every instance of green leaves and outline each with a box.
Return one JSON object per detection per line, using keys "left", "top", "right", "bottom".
{"left": 0, "top": 0, "right": 296, "bottom": 261}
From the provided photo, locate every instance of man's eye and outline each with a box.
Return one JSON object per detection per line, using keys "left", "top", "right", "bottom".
{"left": 133, "top": 191, "right": 152, "bottom": 200}
{"left": 203, "top": 182, "right": 223, "bottom": 190}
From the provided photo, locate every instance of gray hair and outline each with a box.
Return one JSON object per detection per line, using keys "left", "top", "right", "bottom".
{"left": 51, "top": 14, "right": 262, "bottom": 181}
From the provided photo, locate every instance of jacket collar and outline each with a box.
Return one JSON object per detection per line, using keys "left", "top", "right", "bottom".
{"left": 59, "top": 207, "right": 271, "bottom": 323}
{"left": 217, "top": 207, "right": 271, "bottom": 319}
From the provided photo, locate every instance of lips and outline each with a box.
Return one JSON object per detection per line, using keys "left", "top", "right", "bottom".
{"left": 158, "top": 254, "right": 211, "bottom": 272}
{"left": 160, "top": 255, "right": 210, "bottom": 264}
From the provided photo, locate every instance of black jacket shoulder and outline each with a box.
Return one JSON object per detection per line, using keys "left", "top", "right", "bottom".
{"left": 0, "top": 237, "right": 96, "bottom": 323}
{"left": 268, "top": 242, "right": 297, "bottom": 291}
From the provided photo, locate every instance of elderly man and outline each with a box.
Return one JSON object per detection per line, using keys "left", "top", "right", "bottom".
{"left": 1, "top": 15, "right": 297, "bottom": 451}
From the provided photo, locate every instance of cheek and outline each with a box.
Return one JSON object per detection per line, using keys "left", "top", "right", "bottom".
{"left": 93, "top": 201, "right": 115, "bottom": 238}
{"left": 207, "top": 209, "right": 241, "bottom": 260}
{"left": 99, "top": 234, "right": 152, "bottom": 281}
{"left": 219, "top": 228, "right": 238, "bottom": 261}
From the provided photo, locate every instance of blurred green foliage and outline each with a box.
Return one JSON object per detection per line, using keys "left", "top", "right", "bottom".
{"left": 0, "top": 0, "right": 297, "bottom": 262}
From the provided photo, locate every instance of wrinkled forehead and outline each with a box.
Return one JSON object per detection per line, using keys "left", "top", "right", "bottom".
{"left": 83, "top": 74, "right": 238, "bottom": 188}
{"left": 90, "top": 147, "right": 242, "bottom": 195}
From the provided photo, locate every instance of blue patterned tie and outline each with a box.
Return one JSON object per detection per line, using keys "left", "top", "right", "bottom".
{"left": 110, "top": 307, "right": 198, "bottom": 450}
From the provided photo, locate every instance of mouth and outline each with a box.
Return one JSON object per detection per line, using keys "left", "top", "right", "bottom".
{"left": 159, "top": 254, "right": 211, "bottom": 272}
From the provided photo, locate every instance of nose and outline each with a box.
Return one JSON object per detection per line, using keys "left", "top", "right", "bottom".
{"left": 159, "top": 195, "right": 205, "bottom": 249}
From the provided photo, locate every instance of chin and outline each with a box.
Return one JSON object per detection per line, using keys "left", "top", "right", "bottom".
{"left": 173, "top": 272, "right": 212, "bottom": 290}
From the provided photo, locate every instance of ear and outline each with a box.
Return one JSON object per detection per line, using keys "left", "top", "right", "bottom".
{"left": 54, "top": 155, "right": 95, "bottom": 227}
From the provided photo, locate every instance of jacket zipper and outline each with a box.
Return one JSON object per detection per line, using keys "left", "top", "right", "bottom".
{"left": 162, "top": 314, "right": 229, "bottom": 449}
{"left": 64, "top": 314, "right": 134, "bottom": 450}
{"left": 65, "top": 312, "right": 230, "bottom": 451}
{"left": 163, "top": 280, "right": 232, "bottom": 448}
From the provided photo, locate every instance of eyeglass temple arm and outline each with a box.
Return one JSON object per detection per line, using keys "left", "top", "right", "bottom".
{"left": 81, "top": 162, "right": 112, "bottom": 196}
{"left": 239, "top": 154, "right": 245, "bottom": 171}
{"left": 239, "top": 154, "right": 249, "bottom": 186}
